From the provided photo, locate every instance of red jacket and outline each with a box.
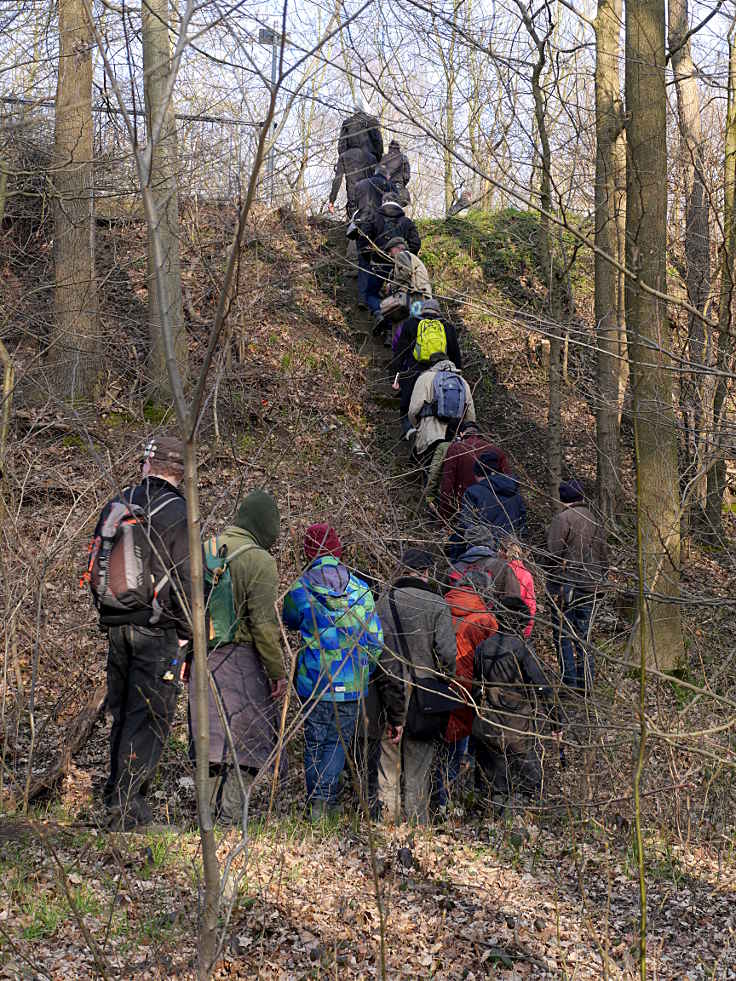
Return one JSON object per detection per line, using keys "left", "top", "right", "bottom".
{"left": 439, "top": 436, "right": 511, "bottom": 517}
{"left": 508, "top": 558, "right": 536, "bottom": 638}
{"left": 444, "top": 584, "right": 497, "bottom": 743}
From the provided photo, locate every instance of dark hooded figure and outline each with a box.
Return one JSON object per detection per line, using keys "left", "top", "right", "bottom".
{"left": 189, "top": 490, "right": 287, "bottom": 826}
{"left": 338, "top": 103, "right": 384, "bottom": 163}
{"left": 451, "top": 453, "right": 527, "bottom": 558}
{"left": 472, "top": 597, "right": 556, "bottom": 813}
{"left": 381, "top": 139, "right": 411, "bottom": 204}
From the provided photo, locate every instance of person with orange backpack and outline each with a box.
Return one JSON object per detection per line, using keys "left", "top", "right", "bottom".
{"left": 434, "top": 571, "right": 498, "bottom": 812}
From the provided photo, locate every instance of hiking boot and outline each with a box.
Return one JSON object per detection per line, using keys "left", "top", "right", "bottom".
{"left": 106, "top": 793, "right": 153, "bottom": 832}
{"left": 309, "top": 800, "right": 327, "bottom": 824}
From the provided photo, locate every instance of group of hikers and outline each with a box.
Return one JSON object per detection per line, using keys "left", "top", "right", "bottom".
{"left": 85, "top": 105, "right": 608, "bottom": 834}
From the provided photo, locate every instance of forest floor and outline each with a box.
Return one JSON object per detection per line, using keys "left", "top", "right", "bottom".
{"left": 1, "top": 208, "right": 735, "bottom": 979}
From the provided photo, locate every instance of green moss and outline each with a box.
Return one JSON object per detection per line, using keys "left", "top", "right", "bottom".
{"left": 143, "top": 401, "right": 172, "bottom": 425}
{"left": 61, "top": 434, "right": 84, "bottom": 449}
{"left": 418, "top": 208, "right": 592, "bottom": 312}
{"left": 103, "top": 410, "right": 135, "bottom": 429}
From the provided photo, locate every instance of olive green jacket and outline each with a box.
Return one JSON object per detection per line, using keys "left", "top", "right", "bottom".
{"left": 217, "top": 525, "right": 284, "bottom": 681}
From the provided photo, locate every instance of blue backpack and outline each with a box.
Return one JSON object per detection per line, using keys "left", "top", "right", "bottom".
{"left": 432, "top": 369, "right": 467, "bottom": 422}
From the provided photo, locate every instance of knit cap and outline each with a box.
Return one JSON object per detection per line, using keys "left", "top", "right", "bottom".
{"left": 559, "top": 480, "right": 585, "bottom": 504}
{"left": 235, "top": 490, "right": 281, "bottom": 550}
{"left": 142, "top": 435, "right": 185, "bottom": 467}
{"left": 400, "top": 548, "right": 436, "bottom": 572}
{"left": 304, "top": 523, "right": 343, "bottom": 561}
{"left": 385, "top": 236, "right": 408, "bottom": 251}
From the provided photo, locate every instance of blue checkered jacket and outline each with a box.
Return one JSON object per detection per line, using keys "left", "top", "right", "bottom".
{"left": 282, "top": 556, "right": 383, "bottom": 702}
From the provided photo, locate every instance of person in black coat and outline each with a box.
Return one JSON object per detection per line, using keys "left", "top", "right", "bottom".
{"left": 390, "top": 298, "right": 463, "bottom": 435}
{"left": 96, "top": 436, "right": 195, "bottom": 830}
{"left": 371, "top": 194, "right": 421, "bottom": 256}
{"left": 338, "top": 104, "right": 384, "bottom": 164}
{"left": 472, "top": 598, "right": 557, "bottom": 809}
{"left": 328, "top": 146, "right": 377, "bottom": 217}
{"left": 354, "top": 165, "right": 397, "bottom": 311}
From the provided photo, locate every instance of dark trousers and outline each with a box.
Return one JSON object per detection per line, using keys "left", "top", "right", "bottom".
{"left": 399, "top": 366, "right": 422, "bottom": 433}
{"left": 105, "top": 624, "right": 179, "bottom": 823}
{"left": 475, "top": 740, "right": 541, "bottom": 799}
{"left": 303, "top": 699, "right": 360, "bottom": 804}
{"left": 550, "top": 586, "right": 595, "bottom": 690}
{"left": 358, "top": 251, "right": 383, "bottom": 313}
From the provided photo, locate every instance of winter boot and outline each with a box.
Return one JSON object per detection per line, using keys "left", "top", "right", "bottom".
{"left": 309, "top": 799, "right": 327, "bottom": 824}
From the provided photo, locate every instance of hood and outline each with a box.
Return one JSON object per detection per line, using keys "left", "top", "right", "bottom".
{"left": 234, "top": 489, "right": 280, "bottom": 549}
{"left": 303, "top": 555, "right": 351, "bottom": 598}
{"left": 454, "top": 546, "right": 496, "bottom": 569}
{"left": 430, "top": 358, "right": 457, "bottom": 373}
{"left": 482, "top": 472, "right": 519, "bottom": 498}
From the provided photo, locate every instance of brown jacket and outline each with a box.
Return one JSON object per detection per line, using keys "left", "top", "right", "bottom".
{"left": 546, "top": 502, "right": 608, "bottom": 591}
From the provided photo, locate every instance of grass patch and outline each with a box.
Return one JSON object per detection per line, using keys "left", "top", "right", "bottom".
{"left": 143, "top": 401, "right": 172, "bottom": 425}
{"left": 22, "top": 895, "right": 67, "bottom": 940}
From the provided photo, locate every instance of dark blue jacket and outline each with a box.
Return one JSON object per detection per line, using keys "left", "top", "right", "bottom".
{"left": 458, "top": 473, "right": 527, "bottom": 542}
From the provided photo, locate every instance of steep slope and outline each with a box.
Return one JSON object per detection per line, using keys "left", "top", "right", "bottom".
{"left": 1, "top": 208, "right": 734, "bottom": 980}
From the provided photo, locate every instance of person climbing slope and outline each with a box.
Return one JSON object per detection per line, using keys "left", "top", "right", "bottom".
{"left": 381, "top": 138, "right": 411, "bottom": 205}
{"left": 408, "top": 345, "right": 474, "bottom": 468}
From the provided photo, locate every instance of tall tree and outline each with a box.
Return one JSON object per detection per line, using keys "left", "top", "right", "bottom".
{"left": 434, "top": 0, "right": 461, "bottom": 213}
{"left": 705, "top": 25, "right": 736, "bottom": 537}
{"left": 625, "top": 0, "right": 684, "bottom": 670}
{"left": 142, "top": 0, "right": 187, "bottom": 399}
{"left": 513, "top": 0, "right": 561, "bottom": 508}
{"left": 51, "top": 0, "right": 99, "bottom": 400}
{"left": 594, "top": 0, "right": 627, "bottom": 525}
{"left": 669, "top": 0, "right": 711, "bottom": 517}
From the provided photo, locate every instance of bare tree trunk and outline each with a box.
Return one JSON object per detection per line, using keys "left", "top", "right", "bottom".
{"left": 142, "top": 0, "right": 187, "bottom": 400}
{"left": 625, "top": 0, "right": 684, "bottom": 672}
{"left": 51, "top": 0, "right": 99, "bottom": 400}
{"left": 514, "top": 1, "right": 559, "bottom": 506}
{"left": 669, "top": 0, "right": 711, "bottom": 519}
{"left": 705, "top": 28, "right": 736, "bottom": 538}
{"left": 183, "top": 440, "right": 220, "bottom": 979}
{"left": 594, "top": 0, "right": 626, "bottom": 525}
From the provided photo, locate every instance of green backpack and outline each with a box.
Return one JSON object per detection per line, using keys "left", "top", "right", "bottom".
{"left": 413, "top": 318, "right": 447, "bottom": 362}
{"left": 204, "top": 537, "right": 255, "bottom": 648}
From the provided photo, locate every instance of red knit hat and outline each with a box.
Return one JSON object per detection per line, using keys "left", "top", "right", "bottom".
{"left": 304, "top": 523, "right": 343, "bottom": 561}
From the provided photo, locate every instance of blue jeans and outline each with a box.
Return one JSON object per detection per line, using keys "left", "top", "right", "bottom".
{"left": 434, "top": 736, "right": 469, "bottom": 807}
{"left": 550, "top": 586, "right": 594, "bottom": 690}
{"left": 303, "top": 699, "right": 359, "bottom": 804}
{"left": 357, "top": 251, "right": 382, "bottom": 312}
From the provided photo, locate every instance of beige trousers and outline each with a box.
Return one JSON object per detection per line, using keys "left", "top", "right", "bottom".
{"left": 377, "top": 733, "right": 435, "bottom": 825}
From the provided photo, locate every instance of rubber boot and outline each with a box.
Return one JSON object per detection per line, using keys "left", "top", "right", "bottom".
{"left": 219, "top": 766, "right": 254, "bottom": 826}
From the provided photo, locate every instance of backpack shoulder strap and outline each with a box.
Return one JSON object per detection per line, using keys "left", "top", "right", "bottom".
{"left": 147, "top": 493, "right": 180, "bottom": 519}
{"left": 222, "top": 542, "right": 258, "bottom": 567}
{"left": 388, "top": 588, "right": 418, "bottom": 685}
